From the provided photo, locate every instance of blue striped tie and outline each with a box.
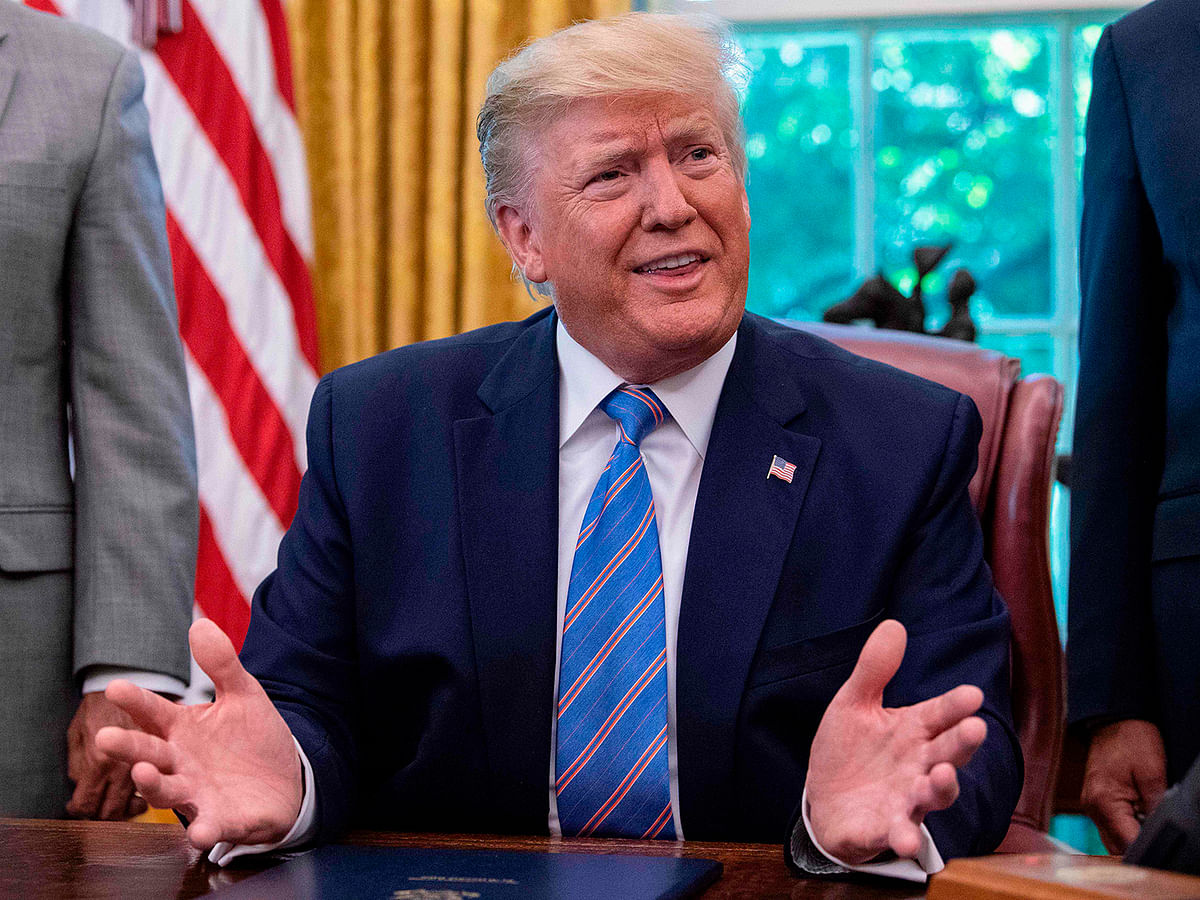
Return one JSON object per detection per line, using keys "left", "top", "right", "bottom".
{"left": 556, "top": 386, "right": 675, "bottom": 840}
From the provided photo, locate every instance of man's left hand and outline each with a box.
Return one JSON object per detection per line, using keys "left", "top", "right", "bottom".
{"left": 66, "top": 692, "right": 148, "bottom": 820}
{"left": 806, "top": 619, "right": 988, "bottom": 865}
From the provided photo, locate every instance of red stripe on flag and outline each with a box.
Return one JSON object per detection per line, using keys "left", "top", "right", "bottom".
{"left": 258, "top": 0, "right": 296, "bottom": 111}
{"left": 169, "top": 212, "right": 302, "bottom": 527}
{"left": 195, "top": 507, "right": 251, "bottom": 650}
{"left": 155, "top": 1, "right": 318, "bottom": 370}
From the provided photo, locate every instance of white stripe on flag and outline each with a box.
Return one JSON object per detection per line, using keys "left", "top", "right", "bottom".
{"left": 185, "top": 351, "right": 285, "bottom": 601}
{"left": 189, "top": 0, "right": 314, "bottom": 261}
{"left": 141, "top": 54, "right": 316, "bottom": 466}
{"left": 48, "top": 0, "right": 123, "bottom": 33}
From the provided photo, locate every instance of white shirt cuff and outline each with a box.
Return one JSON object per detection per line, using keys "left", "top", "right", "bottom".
{"left": 793, "top": 786, "right": 944, "bottom": 883}
{"left": 81, "top": 666, "right": 187, "bottom": 699}
{"left": 208, "top": 737, "right": 318, "bottom": 866}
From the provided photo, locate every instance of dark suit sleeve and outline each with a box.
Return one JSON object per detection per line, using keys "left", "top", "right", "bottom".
{"left": 786, "top": 392, "right": 1022, "bottom": 866}
{"left": 69, "top": 47, "right": 196, "bottom": 682}
{"left": 1067, "top": 26, "right": 1169, "bottom": 729}
{"left": 240, "top": 376, "right": 361, "bottom": 843}
{"left": 888, "top": 393, "right": 1022, "bottom": 859}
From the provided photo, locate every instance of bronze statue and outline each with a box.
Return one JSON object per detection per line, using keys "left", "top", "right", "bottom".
{"left": 823, "top": 243, "right": 978, "bottom": 343}
{"left": 936, "top": 269, "right": 977, "bottom": 343}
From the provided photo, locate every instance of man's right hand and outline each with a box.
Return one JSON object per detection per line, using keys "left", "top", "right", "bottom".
{"left": 1081, "top": 718, "right": 1167, "bottom": 854}
{"left": 806, "top": 620, "right": 987, "bottom": 865}
{"left": 95, "top": 618, "right": 302, "bottom": 852}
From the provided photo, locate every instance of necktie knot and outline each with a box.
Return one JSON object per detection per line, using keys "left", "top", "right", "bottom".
{"left": 601, "top": 387, "right": 668, "bottom": 447}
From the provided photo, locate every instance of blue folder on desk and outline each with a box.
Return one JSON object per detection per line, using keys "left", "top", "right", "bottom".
{"left": 217, "top": 844, "right": 723, "bottom": 899}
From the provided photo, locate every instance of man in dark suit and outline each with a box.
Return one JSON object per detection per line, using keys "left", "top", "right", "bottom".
{"left": 97, "top": 13, "right": 1019, "bottom": 878}
{"left": 1069, "top": 0, "right": 1200, "bottom": 854}
{"left": 0, "top": 2, "right": 196, "bottom": 818}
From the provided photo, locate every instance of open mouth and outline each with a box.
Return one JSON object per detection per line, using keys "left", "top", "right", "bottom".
{"left": 633, "top": 252, "right": 709, "bottom": 275}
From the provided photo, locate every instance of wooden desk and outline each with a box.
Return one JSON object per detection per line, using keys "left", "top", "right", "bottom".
{"left": 0, "top": 819, "right": 926, "bottom": 899}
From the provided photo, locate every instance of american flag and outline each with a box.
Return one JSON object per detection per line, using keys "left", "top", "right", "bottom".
{"left": 29, "top": 0, "right": 318, "bottom": 652}
{"left": 767, "top": 455, "right": 797, "bottom": 484}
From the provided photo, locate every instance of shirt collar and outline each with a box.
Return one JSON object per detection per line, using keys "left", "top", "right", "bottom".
{"left": 556, "top": 319, "right": 737, "bottom": 460}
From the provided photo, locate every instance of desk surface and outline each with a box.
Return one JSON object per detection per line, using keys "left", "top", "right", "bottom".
{"left": 0, "top": 818, "right": 927, "bottom": 899}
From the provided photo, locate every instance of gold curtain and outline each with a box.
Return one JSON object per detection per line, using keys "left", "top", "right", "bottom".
{"left": 286, "top": 0, "right": 629, "bottom": 372}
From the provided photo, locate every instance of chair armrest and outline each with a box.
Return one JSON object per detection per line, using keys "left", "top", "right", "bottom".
{"left": 988, "top": 373, "right": 1065, "bottom": 832}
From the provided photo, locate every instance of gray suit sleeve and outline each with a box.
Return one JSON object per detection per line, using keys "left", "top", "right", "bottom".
{"left": 68, "top": 47, "right": 197, "bottom": 683}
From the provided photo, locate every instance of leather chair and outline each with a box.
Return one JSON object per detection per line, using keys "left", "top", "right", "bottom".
{"left": 785, "top": 321, "right": 1066, "bottom": 852}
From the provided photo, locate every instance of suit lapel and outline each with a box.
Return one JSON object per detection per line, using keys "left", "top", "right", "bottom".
{"left": 454, "top": 312, "right": 559, "bottom": 833}
{"left": 676, "top": 315, "right": 820, "bottom": 835}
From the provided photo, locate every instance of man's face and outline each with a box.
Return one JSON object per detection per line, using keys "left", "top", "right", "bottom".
{"left": 497, "top": 93, "right": 751, "bottom": 383}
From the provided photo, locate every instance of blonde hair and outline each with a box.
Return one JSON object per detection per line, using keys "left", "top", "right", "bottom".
{"left": 477, "top": 12, "right": 747, "bottom": 233}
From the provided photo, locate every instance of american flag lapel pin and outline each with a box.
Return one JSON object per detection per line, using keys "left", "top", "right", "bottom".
{"left": 767, "top": 454, "right": 797, "bottom": 483}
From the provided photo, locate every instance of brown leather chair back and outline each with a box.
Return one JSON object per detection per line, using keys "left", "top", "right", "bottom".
{"left": 789, "top": 322, "right": 1066, "bottom": 844}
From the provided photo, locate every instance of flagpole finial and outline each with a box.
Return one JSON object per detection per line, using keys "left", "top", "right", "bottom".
{"left": 128, "top": 0, "right": 183, "bottom": 49}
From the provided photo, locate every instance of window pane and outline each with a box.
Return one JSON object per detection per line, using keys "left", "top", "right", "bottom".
{"left": 873, "top": 28, "right": 1056, "bottom": 323}
{"left": 737, "top": 32, "right": 858, "bottom": 320}
{"left": 977, "top": 331, "right": 1054, "bottom": 375}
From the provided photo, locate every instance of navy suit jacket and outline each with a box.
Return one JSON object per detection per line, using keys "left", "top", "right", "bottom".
{"left": 1069, "top": 0, "right": 1200, "bottom": 779}
{"left": 240, "top": 309, "right": 1021, "bottom": 859}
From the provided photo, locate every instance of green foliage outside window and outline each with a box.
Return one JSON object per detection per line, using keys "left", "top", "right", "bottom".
{"left": 873, "top": 28, "right": 1054, "bottom": 322}
{"left": 735, "top": 17, "right": 1117, "bottom": 342}
{"left": 739, "top": 35, "right": 857, "bottom": 320}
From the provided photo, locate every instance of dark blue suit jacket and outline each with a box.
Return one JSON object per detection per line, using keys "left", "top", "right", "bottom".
{"left": 1070, "top": 0, "right": 1200, "bottom": 780}
{"left": 240, "top": 309, "right": 1021, "bottom": 859}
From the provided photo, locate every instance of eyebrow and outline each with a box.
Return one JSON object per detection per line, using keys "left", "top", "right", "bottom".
{"left": 574, "top": 144, "right": 640, "bottom": 174}
{"left": 660, "top": 116, "right": 723, "bottom": 145}
{"left": 571, "top": 116, "right": 724, "bottom": 173}
{"left": 584, "top": 115, "right": 720, "bottom": 147}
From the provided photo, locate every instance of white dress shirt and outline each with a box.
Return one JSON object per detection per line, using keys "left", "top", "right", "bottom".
{"left": 214, "top": 319, "right": 940, "bottom": 881}
{"left": 81, "top": 667, "right": 186, "bottom": 698}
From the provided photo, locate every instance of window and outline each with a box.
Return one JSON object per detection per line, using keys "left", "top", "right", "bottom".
{"left": 716, "top": 16, "right": 1118, "bottom": 446}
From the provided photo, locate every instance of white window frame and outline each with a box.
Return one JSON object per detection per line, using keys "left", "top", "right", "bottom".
{"left": 653, "top": 0, "right": 1138, "bottom": 20}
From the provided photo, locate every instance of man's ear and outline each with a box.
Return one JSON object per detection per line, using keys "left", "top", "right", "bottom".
{"left": 495, "top": 203, "right": 548, "bottom": 285}
{"left": 741, "top": 187, "right": 751, "bottom": 231}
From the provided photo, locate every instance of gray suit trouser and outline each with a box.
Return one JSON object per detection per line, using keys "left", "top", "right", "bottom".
{"left": 0, "top": 573, "right": 75, "bottom": 816}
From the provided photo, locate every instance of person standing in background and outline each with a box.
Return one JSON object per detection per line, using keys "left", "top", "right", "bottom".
{"left": 1069, "top": 0, "right": 1200, "bottom": 854}
{"left": 0, "top": 0, "right": 197, "bottom": 818}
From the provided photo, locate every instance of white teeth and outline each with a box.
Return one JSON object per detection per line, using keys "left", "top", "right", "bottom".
{"left": 639, "top": 253, "right": 700, "bottom": 273}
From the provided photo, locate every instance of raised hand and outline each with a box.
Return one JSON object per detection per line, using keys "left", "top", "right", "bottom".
{"left": 805, "top": 619, "right": 987, "bottom": 865}
{"left": 1081, "top": 719, "right": 1167, "bottom": 853}
{"left": 95, "top": 618, "right": 302, "bottom": 851}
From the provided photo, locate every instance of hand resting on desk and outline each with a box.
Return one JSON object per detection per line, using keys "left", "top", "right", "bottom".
{"left": 95, "top": 619, "right": 302, "bottom": 851}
